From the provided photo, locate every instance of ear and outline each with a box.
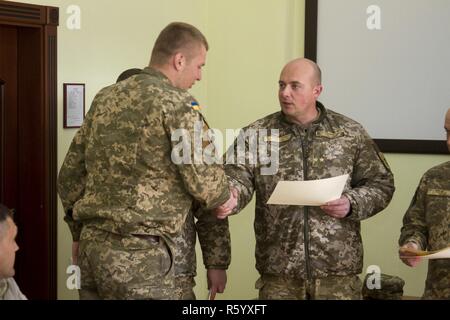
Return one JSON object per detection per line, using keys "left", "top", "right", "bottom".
{"left": 173, "top": 52, "right": 186, "bottom": 72}
{"left": 313, "top": 84, "right": 323, "bottom": 98}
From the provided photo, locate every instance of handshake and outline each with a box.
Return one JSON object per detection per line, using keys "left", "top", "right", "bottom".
{"left": 214, "top": 187, "right": 239, "bottom": 219}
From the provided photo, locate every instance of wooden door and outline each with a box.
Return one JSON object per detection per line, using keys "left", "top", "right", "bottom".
{"left": 0, "top": 1, "right": 58, "bottom": 300}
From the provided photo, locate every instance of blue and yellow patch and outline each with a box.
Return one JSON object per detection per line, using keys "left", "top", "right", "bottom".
{"left": 191, "top": 102, "right": 202, "bottom": 111}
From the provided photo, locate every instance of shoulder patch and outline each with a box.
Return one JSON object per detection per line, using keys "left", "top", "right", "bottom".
{"left": 191, "top": 101, "right": 203, "bottom": 111}
{"left": 264, "top": 134, "right": 292, "bottom": 143}
{"left": 315, "top": 129, "right": 345, "bottom": 139}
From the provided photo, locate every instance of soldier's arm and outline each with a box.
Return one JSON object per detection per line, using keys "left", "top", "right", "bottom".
{"left": 344, "top": 129, "right": 395, "bottom": 221}
{"left": 57, "top": 103, "right": 95, "bottom": 241}
{"left": 224, "top": 131, "right": 256, "bottom": 213}
{"left": 163, "top": 101, "right": 230, "bottom": 210}
{"left": 398, "top": 176, "right": 429, "bottom": 250}
{"left": 195, "top": 208, "right": 231, "bottom": 270}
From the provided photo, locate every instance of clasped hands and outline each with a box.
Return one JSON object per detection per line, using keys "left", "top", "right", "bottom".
{"left": 215, "top": 187, "right": 239, "bottom": 219}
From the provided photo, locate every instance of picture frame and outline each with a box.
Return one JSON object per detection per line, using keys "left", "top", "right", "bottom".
{"left": 63, "top": 83, "right": 85, "bottom": 128}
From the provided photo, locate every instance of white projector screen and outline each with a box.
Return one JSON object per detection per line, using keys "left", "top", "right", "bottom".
{"left": 313, "top": 0, "right": 449, "bottom": 145}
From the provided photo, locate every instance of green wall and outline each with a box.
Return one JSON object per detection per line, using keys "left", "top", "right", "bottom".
{"left": 13, "top": 0, "right": 447, "bottom": 300}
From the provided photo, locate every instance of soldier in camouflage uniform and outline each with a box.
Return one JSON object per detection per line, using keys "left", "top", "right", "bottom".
{"left": 216, "top": 58, "right": 395, "bottom": 300}
{"left": 116, "top": 68, "right": 232, "bottom": 300}
{"left": 398, "top": 108, "right": 450, "bottom": 300}
{"left": 58, "top": 22, "right": 237, "bottom": 300}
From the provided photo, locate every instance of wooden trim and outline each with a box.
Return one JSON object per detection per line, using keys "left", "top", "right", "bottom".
{"left": 374, "top": 139, "right": 447, "bottom": 154}
{"left": 0, "top": 0, "right": 58, "bottom": 299}
{"left": 304, "top": 0, "right": 318, "bottom": 62}
{"left": 44, "top": 26, "right": 58, "bottom": 300}
{"left": 0, "top": 0, "right": 58, "bottom": 26}
{"left": 0, "top": 79, "right": 4, "bottom": 202}
{"left": 304, "top": 0, "right": 446, "bottom": 154}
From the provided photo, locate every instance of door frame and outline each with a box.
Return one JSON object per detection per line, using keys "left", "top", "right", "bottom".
{"left": 0, "top": 0, "right": 58, "bottom": 299}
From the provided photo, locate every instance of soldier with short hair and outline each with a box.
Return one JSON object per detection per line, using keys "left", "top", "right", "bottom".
{"left": 216, "top": 58, "right": 395, "bottom": 300}
{"left": 106, "top": 67, "right": 232, "bottom": 300}
{"left": 58, "top": 22, "right": 237, "bottom": 300}
{"left": 399, "top": 108, "right": 450, "bottom": 300}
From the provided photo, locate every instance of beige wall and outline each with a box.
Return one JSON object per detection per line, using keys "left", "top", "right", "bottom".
{"left": 13, "top": 0, "right": 448, "bottom": 300}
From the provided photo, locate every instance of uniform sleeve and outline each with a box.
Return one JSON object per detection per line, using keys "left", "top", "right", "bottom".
{"left": 398, "top": 176, "right": 428, "bottom": 250}
{"left": 224, "top": 130, "right": 256, "bottom": 213}
{"left": 344, "top": 129, "right": 395, "bottom": 221}
{"left": 163, "top": 100, "right": 230, "bottom": 210}
{"left": 57, "top": 101, "right": 95, "bottom": 241}
{"left": 195, "top": 208, "right": 231, "bottom": 269}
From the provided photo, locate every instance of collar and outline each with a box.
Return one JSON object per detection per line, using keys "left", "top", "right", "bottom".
{"left": 0, "top": 278, "right": 8, "bottom": 298}
{"left": 279, "top": 101, "right": 327, "bottom": 128}
{"left": 141, "top": 67, "right": 173, "bottom": 86}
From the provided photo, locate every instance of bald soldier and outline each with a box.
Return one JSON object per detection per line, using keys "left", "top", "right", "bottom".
{"left": 216, "top": 58, "right": 395, "bottom": 300}
{"left": 399, "top": 108, "right": 450, "bottom": 300}
{"left": 58, "top": 22, "right": 237, "bottom": 300}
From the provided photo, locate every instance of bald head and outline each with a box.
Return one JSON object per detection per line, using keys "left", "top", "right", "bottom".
{"left": 281, "top": 58, "right": 322, "bottom": 86}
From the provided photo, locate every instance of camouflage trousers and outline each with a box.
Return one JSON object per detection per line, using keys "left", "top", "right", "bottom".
{"left": 256, "top": 274, "right": 362, "bottom": 300}
{"left": 78, "top": 226, "right": 175, "bottom": 300}
{"left": 423, "top": 261, "right": 450, "bottom": 300}
{"left": 175, "top": 276, "right": 196, "bottom": 300}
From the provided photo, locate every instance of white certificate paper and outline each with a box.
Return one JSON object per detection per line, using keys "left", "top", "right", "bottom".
{"left": 267, "top": 174, "right": 349, "bottom": 206}
{"left": 400, "top": 246, "right": 450, "bottom": 260}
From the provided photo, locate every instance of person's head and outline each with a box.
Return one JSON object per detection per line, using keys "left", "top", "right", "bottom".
{"left": 149, "top": 22, "right": 208, "bottom": 90}
{"left": 278, "top": 58, "right": 323, "bottom": 124}
{"left": 445, "top": 108, "right": 450, "bottom": 152}
{"left": 116, "top": 68, "right": 142, "bottom": 83}
{"left": 0, "top": 204, "right": 19, "bottom": 279}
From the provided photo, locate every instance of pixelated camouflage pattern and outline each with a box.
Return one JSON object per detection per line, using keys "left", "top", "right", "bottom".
{"left": 226, "top": 102, "right": 395, "bottom": 280}
{"left": 362, "top": 273, "right": 405, "bottom": 300}
{"left": 257, "top": 274, "right": 362, "bottom": 300}
{"left": 173, "top": 203, "right": 231, "bottom": 297}
{"left": 175, "top": 276, "right": 196, "bottom": 300}
{"left": 399, "top": 161, "right": 450, "bottom": 300}
{"left": 58, "top": 67, "right": 230, "bottom": 242}
{"left": 78, "top": 226, "right": 174, "bottom": 300}
{"left": 173, "top": 209, "right": 197, "bottom": 278}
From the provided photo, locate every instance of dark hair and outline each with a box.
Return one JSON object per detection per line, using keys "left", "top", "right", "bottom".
{"left": 150, "top": 22, "right": 208, "bottom": 66}
{"left": 0, "top": 203, "right": 12, "bottom": 224}
{"left": 116, "top": 68, "right": 142, "bottom": 83}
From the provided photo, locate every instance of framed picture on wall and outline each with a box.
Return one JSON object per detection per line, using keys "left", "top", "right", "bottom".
{"left": 63, "top": 83, "right": 85, "bottom": 128}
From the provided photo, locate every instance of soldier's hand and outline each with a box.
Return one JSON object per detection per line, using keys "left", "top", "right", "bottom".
{"left": 72, "top": 241, "right": 80, "bottom": 265}
{"left": 215, "top": 188, "right": 239, "bottom": 220}
{"left": 399, "top": 242, "right": 422, "bottom": 267}
{"left": 207, "top": 269, "right": 227, "bottom": 300}
{"left": 320, "top": 196, "right": 351, "bottom": 219}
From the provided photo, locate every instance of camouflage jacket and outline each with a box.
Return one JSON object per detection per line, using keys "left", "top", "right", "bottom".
{"left": 226, "top": 102, "right": 395, "bottom": 280}
{"left": 173, "top": 205, "right": 231, "bottom": 278}
{"left": 399, "top": 161, "right": 450, "bottom": 299}
{"left": 58, "top": 67, "right": 230, "bottom": 241}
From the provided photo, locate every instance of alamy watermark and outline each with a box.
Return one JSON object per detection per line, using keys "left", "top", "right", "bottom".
{"left": 66, "top": 5, "right": 81, "bottom": 30}
{"left": 66, "top": 264, "right": 81, "bottom": 290}
{"left": 366, "top": 265, "right": 382, "bottom": 290}
{"left": 171, "top": 122, "right": 280, "bottom": 175}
